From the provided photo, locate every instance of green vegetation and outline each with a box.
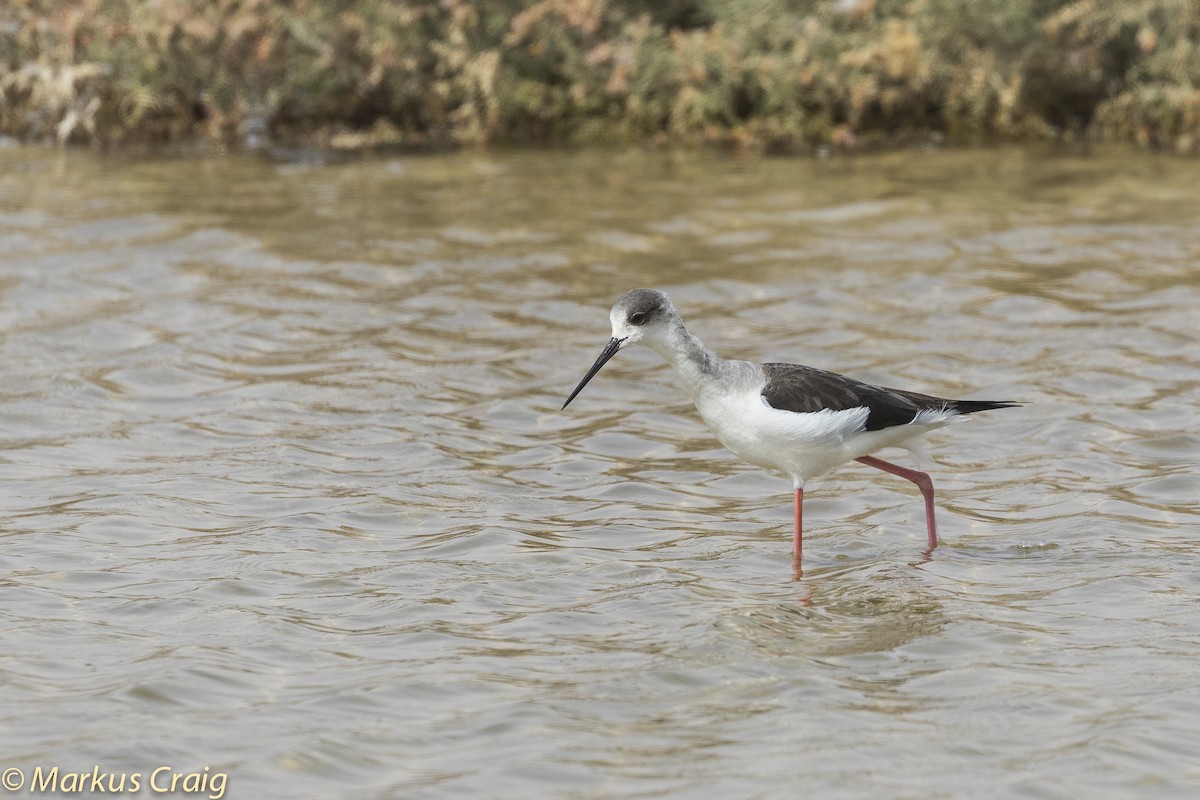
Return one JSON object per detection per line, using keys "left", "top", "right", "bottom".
{"left": 2, "top": 0, "right": 1198, "bottom": 152}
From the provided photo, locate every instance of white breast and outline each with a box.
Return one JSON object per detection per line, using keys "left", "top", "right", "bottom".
{"left": 690, "top": 385, "right": 870, "bottom": 484}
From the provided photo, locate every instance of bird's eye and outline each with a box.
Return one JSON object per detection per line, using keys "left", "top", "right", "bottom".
{"left": 629, "top": 312, "right": 647, "bottom": 325}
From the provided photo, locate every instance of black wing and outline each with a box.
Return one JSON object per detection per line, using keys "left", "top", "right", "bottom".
{"left": 760, "top": 363, "right": 1016, "bottom": 432}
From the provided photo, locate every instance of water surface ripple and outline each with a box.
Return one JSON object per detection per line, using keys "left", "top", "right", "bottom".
{"left": 1, "top": 147, "right": 1198, "bottom": 799}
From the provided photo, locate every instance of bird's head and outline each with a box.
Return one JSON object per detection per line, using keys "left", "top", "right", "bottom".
{"left": 608, "top": 288, "right": 676, "bottom": 349}
{"left": 561, "top": 288, "right": 677, "bottom": 410}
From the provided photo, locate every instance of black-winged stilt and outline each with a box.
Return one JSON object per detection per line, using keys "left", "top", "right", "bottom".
{"left": 562, "top": 288, "right": 1016, "bottom": 568}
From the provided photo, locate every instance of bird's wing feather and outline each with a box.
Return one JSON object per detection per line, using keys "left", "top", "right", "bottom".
{"left": 760, "top": 363, "right": 949, "bottom": 432}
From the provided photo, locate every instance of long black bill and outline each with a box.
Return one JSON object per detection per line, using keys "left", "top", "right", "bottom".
{"left": 562, "top": 337, "right": 624, "bottom": 410}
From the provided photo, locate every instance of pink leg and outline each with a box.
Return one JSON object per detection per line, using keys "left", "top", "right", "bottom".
{"left": 793, "top": 486, "right": 803, "bottom": 579}
{"left": 856, "top": 455, "right": 939, "bottom": 548}
{"left": 793, "top": 487, "right": 803, "bottom": 560}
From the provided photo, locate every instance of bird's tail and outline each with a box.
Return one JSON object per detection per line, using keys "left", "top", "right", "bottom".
{"left": 951, "top": 399, "right": 1021, "bottom": 415}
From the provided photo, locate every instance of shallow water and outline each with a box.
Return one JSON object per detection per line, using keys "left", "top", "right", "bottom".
{"left": 1, "top": 144, "right": 1198, "bottom": 799}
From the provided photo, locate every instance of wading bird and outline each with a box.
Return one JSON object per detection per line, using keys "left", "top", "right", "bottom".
{"left": 562, "top": 289, "right": 1016, "bottom": 570}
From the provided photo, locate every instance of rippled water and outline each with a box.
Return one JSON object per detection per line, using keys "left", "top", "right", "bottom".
{"left": 2, "top": 145, "right": 1198, "bottom": 799}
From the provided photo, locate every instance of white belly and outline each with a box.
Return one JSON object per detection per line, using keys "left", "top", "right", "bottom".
{"left": 691, "top": 386, "right": 869, "bottom": 484}
{"left": 690, "top": 384, "right": 956, "bottom": 484}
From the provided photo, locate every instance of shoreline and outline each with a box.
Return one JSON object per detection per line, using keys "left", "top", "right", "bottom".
{"left": 3, "top": 1, "right": 1197, "bottom": 154}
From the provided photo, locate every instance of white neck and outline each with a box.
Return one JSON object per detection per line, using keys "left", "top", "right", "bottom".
{"left": 645, "top": 320, "right": 724, "bottom": 399}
